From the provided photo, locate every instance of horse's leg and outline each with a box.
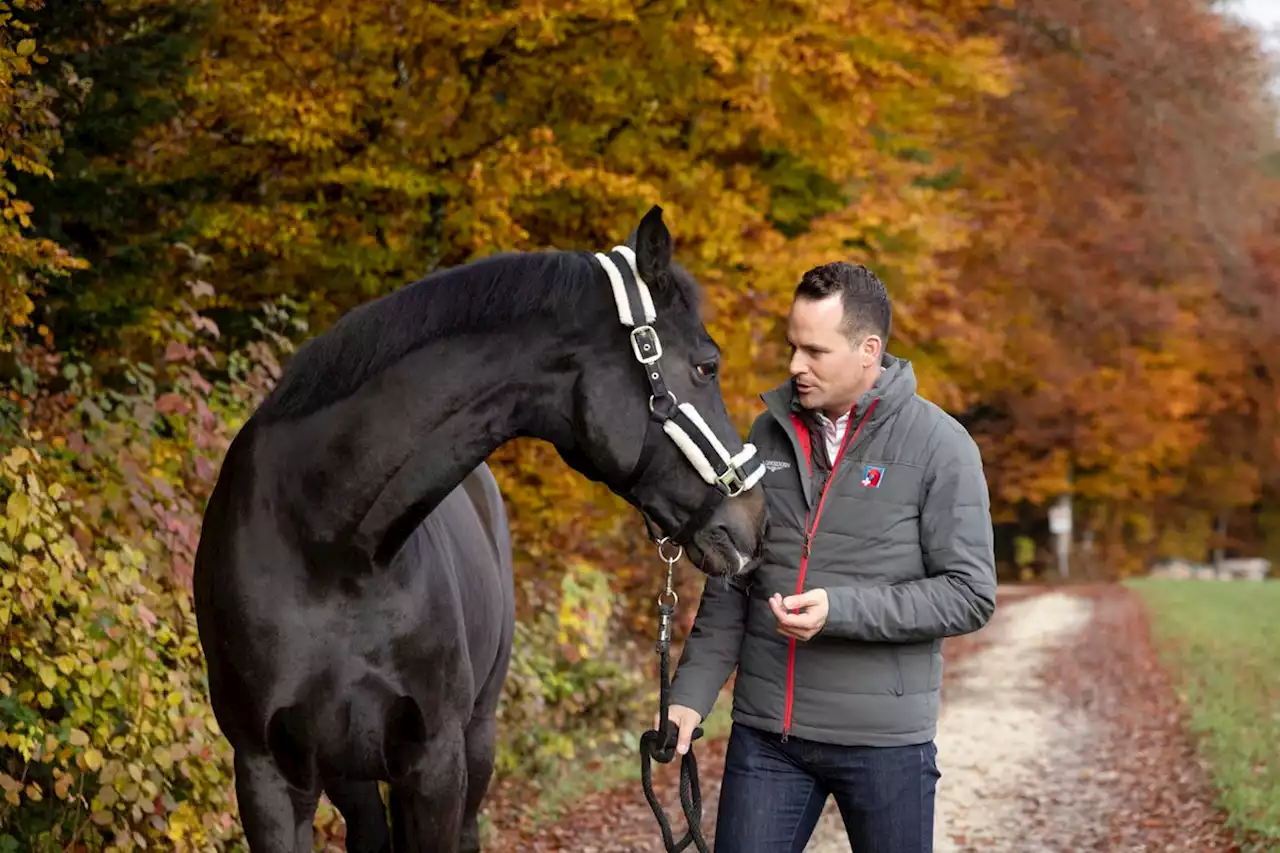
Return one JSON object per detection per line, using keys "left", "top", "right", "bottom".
{"left": 292, "top": 790, "right": 319, "bottom": 853}
{"left": 459, "top": 715, "right": 498, "bottom": 853}
{"left": 326, "top": 780, "right": 390, "bottom": 853}
{"left": 234, "top": 751, "right": 319, "bottom": 853}
{"left": 388, "top": 728, "right": 468, "bottom": 853}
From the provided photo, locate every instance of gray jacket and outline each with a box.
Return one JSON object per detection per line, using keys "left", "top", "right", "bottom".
{"left": 669, "top": 354, "right": 996, "bottom": 746}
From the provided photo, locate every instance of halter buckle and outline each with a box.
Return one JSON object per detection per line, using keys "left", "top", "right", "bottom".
{"left": 716, "top": 466, "right": 748, "bottom": 497}
{"left": 631, "top": 325, "right": 663, "bottom": 365}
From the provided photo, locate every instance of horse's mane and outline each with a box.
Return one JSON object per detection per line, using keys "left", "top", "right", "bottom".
{"left": 253, "top": 248, "right": 699, "bottom": 423}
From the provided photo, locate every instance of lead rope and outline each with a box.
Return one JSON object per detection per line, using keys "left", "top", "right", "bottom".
{"left": 638, "top": 538, "right": 712, "bottom": 853}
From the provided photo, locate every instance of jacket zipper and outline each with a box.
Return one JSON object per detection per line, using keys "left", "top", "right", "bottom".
{"left": 781, "top": 397, "right": 879, "bottom": 742}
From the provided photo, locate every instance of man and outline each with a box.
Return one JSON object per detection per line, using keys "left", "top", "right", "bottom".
{"left": 664, "top": 261, "right": 997, "bottom": 852}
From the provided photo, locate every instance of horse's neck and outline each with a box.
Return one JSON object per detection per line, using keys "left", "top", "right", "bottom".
{"left": 268, "top": 324, "right": 574, "bottom": 564}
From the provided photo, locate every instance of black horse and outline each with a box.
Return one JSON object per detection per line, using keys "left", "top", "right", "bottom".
{"left": 193, "top": 206, "right": 767, "bottom": 853}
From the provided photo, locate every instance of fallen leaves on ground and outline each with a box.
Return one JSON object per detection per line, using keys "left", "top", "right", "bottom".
{"left": 1045, "top": 584, "right": 1244, "bottom": 852}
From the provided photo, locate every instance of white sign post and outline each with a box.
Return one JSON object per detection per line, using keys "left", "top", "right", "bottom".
{"left": 1049, "top": 494, "right": 1072, "bottom": 579}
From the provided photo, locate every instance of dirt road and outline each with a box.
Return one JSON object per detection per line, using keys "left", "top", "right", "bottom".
{"left": 487, "top": 584, "right": 1241, "bottom": 852}
{"left": 805, "top": 591, "right": 1099, "bottom": 851}
{"left": 804, "top": 586, "right": 1242, "bottom": 852}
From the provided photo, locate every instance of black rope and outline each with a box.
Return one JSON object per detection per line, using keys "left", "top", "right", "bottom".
{"left": 638, "top": 601, "right": 711, "bottom": 853}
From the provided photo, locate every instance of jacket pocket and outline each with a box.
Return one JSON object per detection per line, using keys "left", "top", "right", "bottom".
{"left": 897, "top": 644, "right": 938, "bottom": 695}
{"left": 804, "top": 641, "right": 904, "bottom": 696}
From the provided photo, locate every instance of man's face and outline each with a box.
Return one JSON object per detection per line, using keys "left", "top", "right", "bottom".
{"left": 786, "top": 293, "right": 880, "bottom": 418}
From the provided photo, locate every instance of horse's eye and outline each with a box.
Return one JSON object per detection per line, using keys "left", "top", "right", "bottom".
{"left": 695, "top": 360, "right": 719, "bottom": 379}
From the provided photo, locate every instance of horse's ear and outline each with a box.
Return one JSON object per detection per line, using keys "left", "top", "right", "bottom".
{"left": 629, "top": 205, "right": 672, "bottom": 287}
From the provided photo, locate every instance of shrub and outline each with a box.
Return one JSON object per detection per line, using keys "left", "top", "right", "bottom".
{"left": 0, "top": 440, "right": 238, "bottom": 852}
{"left": 0, "top": 283, "right": 296, "bottom": 851}
{"left": 495, "top": 560, "right": 651, "bottom": 780}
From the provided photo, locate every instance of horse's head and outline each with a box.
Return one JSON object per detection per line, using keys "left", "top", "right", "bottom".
{"left": 558, "top": 205, "right": 767, "bottom": 577}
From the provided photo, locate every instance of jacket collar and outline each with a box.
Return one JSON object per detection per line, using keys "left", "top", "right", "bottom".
{"left": 762, "top": 352, "right": 917, "bottom": 431}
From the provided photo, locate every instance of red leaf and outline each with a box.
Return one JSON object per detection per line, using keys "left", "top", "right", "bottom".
{"left": 163, "top": 341, "right": 193, "bottom": 363}
{"left": 155, "top": 393, "right": 189, "bottom": 416}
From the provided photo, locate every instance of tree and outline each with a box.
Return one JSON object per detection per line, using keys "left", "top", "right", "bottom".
{"left": 126, "top": 0, "right": 1012, "bottom": 591}
{"left": 9, "top": 0, "right": 213, "bottom": 354}
{"left": 945, "top": 0, "right": 1278, "bottom": 572}
{"left": 0, "top": 1, "right": 84, "bottom": 337}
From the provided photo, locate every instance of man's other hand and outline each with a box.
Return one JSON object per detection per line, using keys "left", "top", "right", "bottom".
{"left": 654, "top": 704, "right": 703, "bottom": 755}
{"left": 769, "top": 589, "right": 830, "bottom": 641}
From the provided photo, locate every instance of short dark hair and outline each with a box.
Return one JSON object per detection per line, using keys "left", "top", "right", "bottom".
{"left": 794, "top": 261, "right": 891, "bottom": 343}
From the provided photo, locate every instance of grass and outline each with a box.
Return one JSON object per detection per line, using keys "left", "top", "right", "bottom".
{"left": 1127, "top": 578, "right": 1280, "bottom": 848}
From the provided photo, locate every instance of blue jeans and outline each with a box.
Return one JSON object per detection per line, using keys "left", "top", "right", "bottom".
{"left": 713, "top": 723, "right": 940, "bottom": 853}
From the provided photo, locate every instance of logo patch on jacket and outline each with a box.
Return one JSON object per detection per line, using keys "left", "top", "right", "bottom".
{"left": 861, "top": 465, "right": 884, "bottom": 488}
{"left": 764, "top": 459, "right": 791, "bottom": 472}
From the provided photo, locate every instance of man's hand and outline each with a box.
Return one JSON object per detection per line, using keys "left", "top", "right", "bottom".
{"left": 654, "top": 704, "right": 703, "bottom": 755}
{"left": 769, "top": 589, "right": 829, "bottom": 641}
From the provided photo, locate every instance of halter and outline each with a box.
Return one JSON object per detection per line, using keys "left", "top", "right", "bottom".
{"left": 592, "top": 245, "right": 765, "bottom": 544}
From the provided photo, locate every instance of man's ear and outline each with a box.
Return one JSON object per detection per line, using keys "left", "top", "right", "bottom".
{"left": 627, "top": 205, "right": 672, "bottom": 287}
{"left": 862, "top": 334, "right": 883, "bottom": 367}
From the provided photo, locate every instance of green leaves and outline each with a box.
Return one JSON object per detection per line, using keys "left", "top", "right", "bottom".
{"left": 497, "top": 563, "right": 650, "bottom": 780}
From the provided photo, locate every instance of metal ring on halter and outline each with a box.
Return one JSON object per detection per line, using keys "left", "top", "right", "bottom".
{"left": 657, "top": 587, "right": 679, "bottom": 607}
{"left": 656, "top": 537, "right": 683, "bottom": 564}
{"left": 649, "top": 391, "right": 677, "bottom": 413}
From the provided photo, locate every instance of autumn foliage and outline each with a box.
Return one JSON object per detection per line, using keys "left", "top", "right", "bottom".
{"left": 2, "top": 0, "right": 1279, "bottom": 847}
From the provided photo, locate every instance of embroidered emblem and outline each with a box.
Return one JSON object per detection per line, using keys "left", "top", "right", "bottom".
{"left": 861, "top": 465, "right": 884, "bottom": 488}
{"left": 764, "top": 459, "right": 792, "bottom": 472}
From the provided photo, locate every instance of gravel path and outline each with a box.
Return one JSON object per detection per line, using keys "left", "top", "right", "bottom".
{"left": 805, "top": 591, "right": 1097, "bottom": 852}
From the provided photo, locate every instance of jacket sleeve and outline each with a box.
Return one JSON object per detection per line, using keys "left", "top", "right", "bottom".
{"left": 667, "top": 414, "right": 767, "bottom": 718}
{"left": 822, "top": 422, "right": 997, "bottom": 643}
{"left": 667, "top": 574, "right": 749, "bottom": 719}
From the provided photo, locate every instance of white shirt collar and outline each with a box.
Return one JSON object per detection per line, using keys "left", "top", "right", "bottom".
{"left": 813, "top": 410, "right": 848, "bottom": 463}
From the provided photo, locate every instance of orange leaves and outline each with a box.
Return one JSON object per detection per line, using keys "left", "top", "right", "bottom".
{"left": 150, "top": 0, "right": 1012, "bottom": 313}
{"left": 936, "top": 0, "right": 1280, "bottom": 563}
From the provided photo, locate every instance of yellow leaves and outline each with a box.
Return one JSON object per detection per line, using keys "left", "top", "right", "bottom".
{"left": 5, "top": 490, "right": 30, "bottom": 536}
{"left": 166, "top": 799, "right": 207, "bottom": 844}
{"left": 0, "top": 431, "right": 240, "bottom": 850}
{"left": 555, "top": 560, "right": 614, "bottom": 660}
{"left": 4, "top": 445, "right": 33, "bottom": 470}
{"left": 0, "top": 15, "right": 86, "bottom": 337}
{"left": 0, "top": 771, "right": 20, "bottom": 807}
